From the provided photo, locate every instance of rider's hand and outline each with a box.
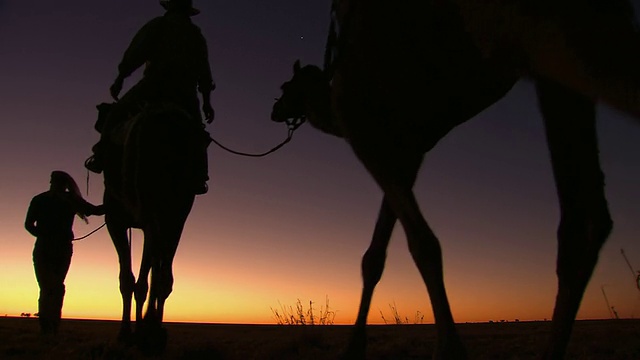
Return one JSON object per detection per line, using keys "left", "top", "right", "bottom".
{"left": 110, "top": 76, "right": 124, "bottom": 101}
{"left": 203, "top": 103, "right": 214, "bottom": 124}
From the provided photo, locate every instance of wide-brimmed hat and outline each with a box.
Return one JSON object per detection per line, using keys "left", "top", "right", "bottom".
{"left": 160, "top": 0, "right": 200, "bottom": 16}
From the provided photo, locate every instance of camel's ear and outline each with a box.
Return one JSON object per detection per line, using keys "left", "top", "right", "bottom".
{"left": 293, "top": 59, "right": 301, "bottom": 73}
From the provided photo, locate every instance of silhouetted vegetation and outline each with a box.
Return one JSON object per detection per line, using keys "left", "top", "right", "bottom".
{"left": 379, "top": 302, "right": 424, "bottom": 325}
{"left": 271, "top": 296, "right": 336, "bottom": 325}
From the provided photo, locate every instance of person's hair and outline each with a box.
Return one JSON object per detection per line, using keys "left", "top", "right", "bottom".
{"left": 50, "top": 171, "right": 89, "bottom": 223}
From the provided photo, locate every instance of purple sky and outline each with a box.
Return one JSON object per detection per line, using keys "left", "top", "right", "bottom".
{"left": 1, "top": 1, "right": 639, "bottom": 324}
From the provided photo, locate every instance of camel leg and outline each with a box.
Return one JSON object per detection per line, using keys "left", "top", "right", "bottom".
{"left": 144, "top": 255, "right": 165, "bottom": 328}
{"left": 349, "top": 138, "right": 465, "bottom": 359}
{"left": 134, "top": 236, "right": 151, "bottom": 326}
{"left": 155, "top": 221, "right": 185, "bottom": 323}
{"left": 136, "top": 222, "right": 183, "bottom": 355}
{"left": 145, "top": 256, "right": 161, "bottom": 325}
{"left": 530, "top": 3, "right": 640, "bottom": 118}
{"left": 390, "top": 181, "right": 464, "bottom": 359}
{"left": 106, "top": 215, "right": 135, "bottom": 342}
{"left": 144, "top": 246, "right": 162, "bottom": 327}
{"left": 135, "top": 256, "right": 166, "bottom": 356}
{"left": 143, "top": 220, "right": 182, "bottom": 325}
{"left": 528, "top": 26, "right": 640, "bottom": 118}
{"left": 344, "top": 198, "right": 396, "bottom": 358}
{"left": 342, "top": 61, "right": 516, "bottom": 357}
{"left": 537, "top": 79, "right": 613, "bottom": 359}
{"left": 156, "top": 256, "right": 175, "bottom": 323}
{"left": 346, "top": 169, "right": 422, "bottom": 357}
{"left": 133, "top": 227, "right": 166, "bottom": 355}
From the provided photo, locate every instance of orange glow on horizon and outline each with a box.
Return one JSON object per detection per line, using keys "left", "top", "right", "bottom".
{"left": 3, "top": 237, "right": 638, "bottom": 326}
{"left": 3, "top": 172, "right": 640, "bottom": 326}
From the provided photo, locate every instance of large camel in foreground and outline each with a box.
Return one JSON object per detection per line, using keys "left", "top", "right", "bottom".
{"left": 272, "top": 0, "right": 640, "bottom": 358}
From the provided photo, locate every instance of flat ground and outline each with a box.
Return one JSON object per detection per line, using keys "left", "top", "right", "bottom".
{"left": 1, "top": 317, "right": 638, "bottom": 359}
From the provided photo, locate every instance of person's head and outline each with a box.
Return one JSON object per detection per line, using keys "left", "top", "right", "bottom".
{"left": 50, "top": 171, "right": 75, "bottom": 193}
{"left": 49, "top": 171, "right": 89, "bottom": 223}
{"left": 159, "top": 0, "right": 200, "bottom": 16}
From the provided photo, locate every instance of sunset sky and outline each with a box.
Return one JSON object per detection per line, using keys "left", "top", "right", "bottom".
{"left": 1, "top": 0, "right": 640, "bottom": 326}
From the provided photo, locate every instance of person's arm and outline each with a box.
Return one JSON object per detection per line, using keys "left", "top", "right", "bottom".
{"left": 111, "top": 18, "right": 162, "bottom": 99}
{"left": 76, "top": 199, "right": 105, "bottom": 217}
{"left": 24, "top": 198, "right": 39, "bottom": 237}
{"left": 119, "top": 18, "right": 162, "bottom": 79}
{"left": 196, "top": 31, "right": 215, "bottom": 123}
{"left": 91, "top": 204, "right": 106, "bottom": 216}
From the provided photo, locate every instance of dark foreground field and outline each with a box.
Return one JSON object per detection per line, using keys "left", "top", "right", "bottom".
{"left": 1, "top": 317, "right": 638, "bottom": 360}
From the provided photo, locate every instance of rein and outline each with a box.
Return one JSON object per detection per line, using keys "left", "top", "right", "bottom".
{"left": 209, "top": 117, "right": 305, "bottom": 157}
{"left": 73, "top": 222, "right": 106, "bottom": 241}
{"left": 84, "top": 110, "right": 303, "bottom": 197}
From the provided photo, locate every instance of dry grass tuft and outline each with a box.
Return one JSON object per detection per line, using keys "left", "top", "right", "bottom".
{"left": 271, "top": 296, "right": 336, "bottom": 325}
{"left": 379, "top": 302, "right": 424, "bottom": 325}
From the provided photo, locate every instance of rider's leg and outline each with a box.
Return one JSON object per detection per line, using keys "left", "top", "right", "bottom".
{"left": 194, "top": 130, "right": 211, "bottom": 195}
{"left": 85, "top": 83, "right": 147, "bottom": 173}
{"left": 183, "top": 97, "right": 210, "bottom": 195}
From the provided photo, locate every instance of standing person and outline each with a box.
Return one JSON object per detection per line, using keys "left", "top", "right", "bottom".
{"left": 24, "top": 171, "right": 105, "bottom": 335}
{"left": 85, "top": 0, "right": 215, "bottom": 194}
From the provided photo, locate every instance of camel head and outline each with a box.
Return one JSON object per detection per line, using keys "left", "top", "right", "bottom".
{"left": 271, "top": 60, "right": 330, "bottom": 126}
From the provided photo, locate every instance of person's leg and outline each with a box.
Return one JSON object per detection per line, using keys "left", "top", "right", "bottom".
{"left": 33, "top": 246, "right": 55, "bottom": 335}
{"left": 49, "top": 247, "right": 72, "bottom": 333}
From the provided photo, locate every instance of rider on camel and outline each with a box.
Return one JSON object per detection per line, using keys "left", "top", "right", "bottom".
{"left": 85, "top": 0, "right": 215, "bottom": 194}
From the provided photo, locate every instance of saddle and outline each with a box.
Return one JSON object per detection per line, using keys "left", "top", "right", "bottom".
{"left": 94, "top": 102, "right": 114, "bottom": 133}
{"left": 95, "top": 101, "right": 210, "bottom": 196}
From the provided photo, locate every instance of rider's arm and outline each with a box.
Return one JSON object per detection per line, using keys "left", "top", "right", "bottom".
{"left": 117, "top": 17, "right": 163, "bottom": 80}
{"left": 196, "top": 31, "right": 215, "bottom": 102}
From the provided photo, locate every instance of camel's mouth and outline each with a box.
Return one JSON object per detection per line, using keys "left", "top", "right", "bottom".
{"left": 271, "top": 101, "right": 304, "bottom": 123}
{"left": 270, "top": 113, "right": 287, "bottom": 123}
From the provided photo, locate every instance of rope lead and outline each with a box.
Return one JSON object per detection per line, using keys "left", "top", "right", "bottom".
{"left": 209, "top": 117, "right": 305, "bottom": 157}
{"left": 73, "top": 222, "right": 106, "bottom": 241}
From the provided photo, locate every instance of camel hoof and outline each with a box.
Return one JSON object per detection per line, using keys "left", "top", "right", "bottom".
{"left": 341, "top": 347, "right": 366, "bottom": 360}
{"left": 433, "top": 339, "right": 468, "bottom": 360}
{"left": 342, "top": 334, "right": 367, "bottom": 360}
{"left": 136, "top": 325, "right": 168, "bottom": 356}
{"left": 116, "top": 326, "right": 134, "bottom": 345}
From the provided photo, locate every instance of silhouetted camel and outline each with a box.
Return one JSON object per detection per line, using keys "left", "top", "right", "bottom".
{"left": 102, "top": 104, "right": 200, "bottom": 352}
{"left": 272, "top": 0, "right": 640, "bottom": 358}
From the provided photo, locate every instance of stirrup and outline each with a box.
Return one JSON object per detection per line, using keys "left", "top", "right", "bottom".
{"left": 84, "top": 155, "right": 103, "bottom": 174}
{"left": 194, "top": 182, "right": 208, "bottom": 195}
